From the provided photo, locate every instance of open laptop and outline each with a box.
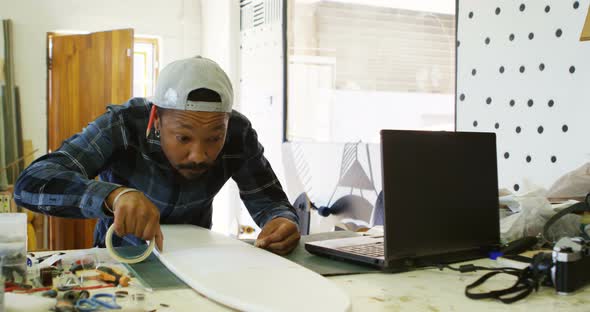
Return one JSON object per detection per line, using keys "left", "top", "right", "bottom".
{"left": 305, "top": 130, "right": 501, "bottom": 272}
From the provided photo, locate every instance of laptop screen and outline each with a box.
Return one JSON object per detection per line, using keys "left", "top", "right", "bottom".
{"left": 380, "top": 130, "right": 500, "bottom": 262}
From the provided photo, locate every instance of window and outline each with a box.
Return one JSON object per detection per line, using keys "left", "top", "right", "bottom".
{"left": 286, "top": 0, "right": 456, "bottom": 143}
{"left": 133, "top": 38, "right": 159, "bottom": 97}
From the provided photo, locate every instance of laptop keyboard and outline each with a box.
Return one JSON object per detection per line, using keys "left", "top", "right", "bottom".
{"left": 336, "top": 242, "right": 384, "bottom": 258}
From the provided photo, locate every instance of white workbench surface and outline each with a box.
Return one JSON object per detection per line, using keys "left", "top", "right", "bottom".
{"left": 10, "top": 247, "right": 590, "bottom": 312}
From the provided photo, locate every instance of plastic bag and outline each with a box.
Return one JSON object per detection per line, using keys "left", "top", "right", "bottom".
{"left": 547, "top": 162, "right": 590, "bottom": 199}
{"left": 0, "top": 214, "right": 28, "bottom": 285}
{"left": 500, "top": 186, "right": 581, "bottom": 244}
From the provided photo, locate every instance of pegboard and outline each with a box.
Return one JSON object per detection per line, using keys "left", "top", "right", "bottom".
{"left": 457, "top": 0, "right": 590, "bottom": 192}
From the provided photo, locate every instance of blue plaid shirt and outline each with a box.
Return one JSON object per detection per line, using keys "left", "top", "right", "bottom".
{"left": 14, "top": 98, "right": 298, "bottom": 246}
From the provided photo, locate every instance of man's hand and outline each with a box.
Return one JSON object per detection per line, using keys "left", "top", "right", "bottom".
{"left": 107, "top": 188, "right": 164, "bottom": 251}
{"left": 255, "top": 217, "right": 300, "bottom": 255}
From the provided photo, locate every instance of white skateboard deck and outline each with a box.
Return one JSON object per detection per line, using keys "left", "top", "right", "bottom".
{"left": 155, "top": 225, "right": 351, "bottom": 312}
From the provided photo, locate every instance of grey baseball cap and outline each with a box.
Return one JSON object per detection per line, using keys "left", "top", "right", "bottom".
{"left": 152, "top": 56, "right": 233, "bottom": 113}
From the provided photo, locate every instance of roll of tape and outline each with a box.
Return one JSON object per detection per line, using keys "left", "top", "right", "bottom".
{"left": 105, "top": 224, "right": 155, "bottom": 264}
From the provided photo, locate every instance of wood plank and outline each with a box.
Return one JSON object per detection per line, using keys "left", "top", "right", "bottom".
{"left": 2, "top": 20, "right": 20, "bottom": 183}
{"left": 0, "top": 80, "right": 8, "bottom": 190}
{"left": 14, "top": 86, "right": 24, "bottom": 172}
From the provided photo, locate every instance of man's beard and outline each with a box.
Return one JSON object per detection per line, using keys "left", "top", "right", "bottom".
{"left": 174, "top": 162, "right": 213, "bottom": 181}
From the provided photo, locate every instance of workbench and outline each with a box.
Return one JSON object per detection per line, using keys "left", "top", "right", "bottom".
{"left": 6, "top": 236, "right": 590, "bottom": 312}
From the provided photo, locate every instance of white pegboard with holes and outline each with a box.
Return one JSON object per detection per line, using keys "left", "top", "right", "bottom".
{"left": 457, "top": 0, "right": 590, "bottom": 193}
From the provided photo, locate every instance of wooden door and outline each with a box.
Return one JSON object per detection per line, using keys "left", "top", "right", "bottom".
{"left": 47, "top": 29, "right": 133, "bottom": 250}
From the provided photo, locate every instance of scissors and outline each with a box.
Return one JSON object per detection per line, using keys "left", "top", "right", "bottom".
{"left": 75, "top": 293, "right": 121, "bottom": 311}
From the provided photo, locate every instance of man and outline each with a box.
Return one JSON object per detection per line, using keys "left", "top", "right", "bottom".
{"left": 14, "top": 56, "right": 300, "bottom": 255}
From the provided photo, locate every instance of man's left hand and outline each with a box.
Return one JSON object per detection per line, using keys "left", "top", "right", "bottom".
{"left": 255, "top": 217, "right": 300, "bottom": 255}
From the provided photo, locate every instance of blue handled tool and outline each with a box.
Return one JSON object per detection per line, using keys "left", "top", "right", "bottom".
{"left": 75, "top": 293, "right": 121, "bottom": 311}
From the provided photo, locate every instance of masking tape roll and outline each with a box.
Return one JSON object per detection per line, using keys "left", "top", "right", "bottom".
{"left": 105, "top": 224, "right": 155, "bottom": 264}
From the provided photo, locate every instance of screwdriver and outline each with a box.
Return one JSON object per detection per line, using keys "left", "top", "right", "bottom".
{"left": 96, "top": 266, "right": 130, "bottom": 287}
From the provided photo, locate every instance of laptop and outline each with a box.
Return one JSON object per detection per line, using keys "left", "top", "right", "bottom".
{"left": 305, "top": 130, "right": 501, "bottom": 272}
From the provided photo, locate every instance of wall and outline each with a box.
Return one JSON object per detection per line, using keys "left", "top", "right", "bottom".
{"left": 234, "top": 0, "right": 287, "bottom": 235}
{"left": 200, "top": 0, "right": 245, "bottom": 235}
{"left": 201, "top": 0, "right": 241, "bottom": 105}
{"left": 0, "top": 0, "right": 202, "bottom": 156}
{"left": 456, "top": 0, "right": 590, "bottom": 192}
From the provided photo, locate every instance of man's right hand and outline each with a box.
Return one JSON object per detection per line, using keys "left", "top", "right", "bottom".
{"left": 106, "top": 188, "right": 164, "bottom": 251}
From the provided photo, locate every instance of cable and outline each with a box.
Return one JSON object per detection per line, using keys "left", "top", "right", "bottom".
{"left": 438, "top": 263, "right": 521, "bottom": 273}
{"left": 543, "top": 194, "right": 590, "bottom": 244}
{"left": 436, "top": 260, "right": 546, "bottom": 304}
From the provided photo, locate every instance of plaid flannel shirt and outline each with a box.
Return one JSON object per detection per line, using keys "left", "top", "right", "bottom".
{"left": 14, "top": 98, "right": 298, "bottom": 246}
